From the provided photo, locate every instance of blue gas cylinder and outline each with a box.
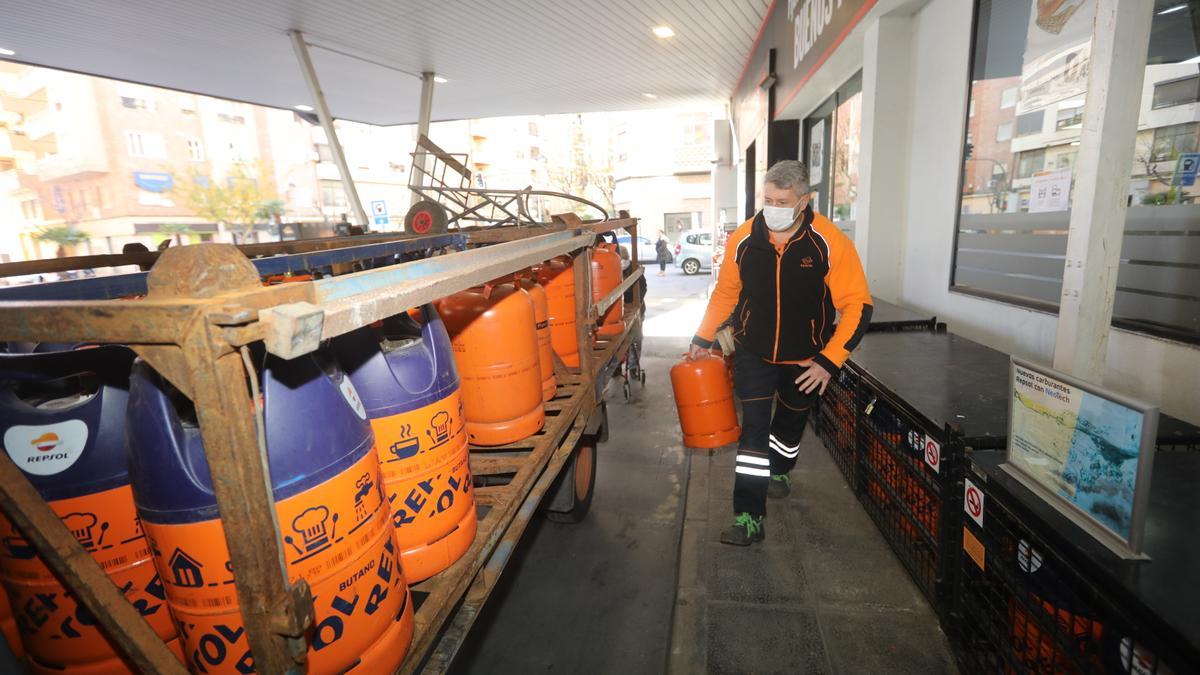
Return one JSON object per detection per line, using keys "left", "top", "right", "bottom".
{"left": 126, "top": 348, "right": 413, "bottom": 674}
{"left": 333, "top": 305, "right": 477, "bottom": 583}
{"left": 0, "top": 345, "right": 182, "bottom": 674}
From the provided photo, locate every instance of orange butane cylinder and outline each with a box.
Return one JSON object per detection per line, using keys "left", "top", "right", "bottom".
{"left": 670, "top": 352, "right": 741, "bottom": 448}
{"left": 536, "top": 256, "right": 580, "bottom": 369}
{"left": 504, "top": 273, "right": 556, "bottom": 401}
{"left": 591, "top": 243, "right": 625, "bottom": 338}
{"left": 0, "top": 346, "right": 181, "bottom": 674}
{"left": 127, "top": 352, "right": 413, "bottom": 674}
{"left": 437, "top": 285, "right": 545, "bottom": 446}
{"left": 0, "top": 592, "right": 20, "bottom": 659}
{"left": 333, "top": 308, "right": 478, "bottom": 583}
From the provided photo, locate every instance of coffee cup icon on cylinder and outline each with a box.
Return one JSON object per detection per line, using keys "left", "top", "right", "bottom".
{"left": 389, "top": 424, "right": 420, "bottom": 461}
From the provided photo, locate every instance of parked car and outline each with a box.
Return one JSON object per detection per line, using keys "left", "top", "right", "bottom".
{"left": 674, "top": 230, "right": 714, "bottom": 275}
{"left": 616, "top": 233, "right": 671, "bottom": 264}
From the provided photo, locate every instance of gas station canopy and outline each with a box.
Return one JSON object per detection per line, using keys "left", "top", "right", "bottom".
{"left": 1, "top": 0, "right": 771, "bottom": 124}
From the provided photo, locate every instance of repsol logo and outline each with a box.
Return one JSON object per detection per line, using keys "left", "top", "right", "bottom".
{"left": 25, "top": 452, "right": 70, "bottom": 463}
{"left": 339, "top": 559, "right": 376, "bottom": 592}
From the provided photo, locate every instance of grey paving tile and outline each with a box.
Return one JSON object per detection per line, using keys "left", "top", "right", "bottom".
{"left": 668, "top": 586, "right": 707, "bottom": 675}
{"left": 819, "top": 608, "right": 958, "bottom": 675}
{"left": 677, "top": 518, "right": 707, "bottom": 591}
{"left": 705, "top": 541, "right": 810, "bottom": 604}
{"left": 784, "top": 490, "right": 891, "bottom": 554}
{"left": 798, "top": 542, "right": 926, "bottom": 610}
{"left": 706, "top": 602, "right": 830, "bottom": 675}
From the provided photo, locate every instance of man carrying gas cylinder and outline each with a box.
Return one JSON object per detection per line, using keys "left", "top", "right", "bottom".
{"left": 690, "top": 160, "right": 872, "bottom": 546}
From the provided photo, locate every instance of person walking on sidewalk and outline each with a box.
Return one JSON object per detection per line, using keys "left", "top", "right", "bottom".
{"left": 690, "top": 160, "right": 872, "bottom": 546}
{"left": 655, "top": 231, "right": 671, "bottom": 276}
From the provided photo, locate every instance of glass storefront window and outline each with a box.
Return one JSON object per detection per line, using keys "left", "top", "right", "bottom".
{"left": 1120, "top": 1, "right": 1200, "bottom": 340}
{"left": 803, "top": 72, "right": 861, "bottom": 237}
{"left": 955, "top": 0, "right": 1200, "bottom": 343}
{"left": 831, "top": 86, "right": 862, "bottom": 224}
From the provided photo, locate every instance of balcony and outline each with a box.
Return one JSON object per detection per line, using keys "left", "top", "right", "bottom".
{"left": 37, "top": 153, "right": 109, "bottom": 181}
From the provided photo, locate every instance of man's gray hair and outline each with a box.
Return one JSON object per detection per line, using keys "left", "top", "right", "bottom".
{"left": 764, "top": 160, "right": 810, "bottom": 195}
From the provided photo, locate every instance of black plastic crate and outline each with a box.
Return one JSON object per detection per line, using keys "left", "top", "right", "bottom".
{"left": 954, "top": 458, "right": 1198, "bottom": 675}
{"left": 855, "top": 381, "right": 960, "bottom": 614}
{"left": 1154, "top": 414, "right": 1200, "bottom": 453}
{"left": 867, "top": 298, "right": 939, "bottom": 333}
{"left": 815, "top": 365, "right": 858, "bottom": 488}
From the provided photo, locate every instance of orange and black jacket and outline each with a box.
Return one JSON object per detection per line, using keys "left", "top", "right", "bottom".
{"left": 693, "top": 205, "right": 872, "bottom": 373}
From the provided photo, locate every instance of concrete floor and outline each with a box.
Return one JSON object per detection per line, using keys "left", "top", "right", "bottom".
{"left": 670, "top": 436, "right": 958, "bottom": 675}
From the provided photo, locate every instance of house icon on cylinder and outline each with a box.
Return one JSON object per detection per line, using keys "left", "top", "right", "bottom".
{"left": 168, "top": 548, "right": 204, "bottom": 588}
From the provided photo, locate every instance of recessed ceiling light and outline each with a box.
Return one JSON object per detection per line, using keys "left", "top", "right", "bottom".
{"left": 294, "top": 104, "right": 314, "bottom": 112}
{"left": 652, "top": 26, "right": 675, "bottom": 39}
{"left": 433, "top": 76, "right": 449, "bottom": 84}
{"left": 0, "top": 48, "right": 15, "bottom": 57}
{"left": 643, "top": 93, "right": 658, "bottom": 99}
{"left": 1158, "top": 4, "right": 1188, "bottom": 15}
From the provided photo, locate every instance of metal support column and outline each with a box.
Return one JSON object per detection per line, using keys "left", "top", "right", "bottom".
{"left": 289, "top": 30, "right": 370, "bottom": 229}
{"left": 411, "top": 72, "right": 436, "bottom": 207}
{"left": 1051, "top": 0, "right": 1153, "bottom": 382}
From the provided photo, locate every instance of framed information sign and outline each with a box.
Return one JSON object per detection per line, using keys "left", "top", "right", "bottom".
{"left": 1004, "top": 358, "right": 1158, "bottom": 559}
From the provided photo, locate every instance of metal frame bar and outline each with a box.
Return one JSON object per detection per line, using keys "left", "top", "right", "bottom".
{"left": 411, "top": 73, "right": 436, "bottom": 207}
{"left": 591, "top": 266, "right": 644, "bottom": 320}
{"left": 290, "top": 30, "right": 369, "bottom": 229}
{"left": 0, "top": 234, "right": 463, "bottom": 301}
{"left": 0, "top": 217, "right": 638, "bottom": 671}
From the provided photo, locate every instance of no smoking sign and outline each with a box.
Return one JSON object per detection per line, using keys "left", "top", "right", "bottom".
{"left": 964, "top": 477, "right": 985, "bottom": 527}
{"left": 923, "top": 434, "right": 940, "bottom": 474}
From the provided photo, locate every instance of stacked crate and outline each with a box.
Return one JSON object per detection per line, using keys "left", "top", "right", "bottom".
{"left": 954, "top": 451, "right": 1200, "bottom": 675}
{"left": 814, "top": 299, "right": 938, "bottom": 500}
{"left": 815, "top": 366, "right": 859, "bottom": 488}
{"left": 815, "top": 327, "right": 1015, "bottom": 617}
{"left": 812, "top": 310, "right": 1200, "bottom": 672}
{"left": 856, "top": 384, "right": 957, "bottom": 611}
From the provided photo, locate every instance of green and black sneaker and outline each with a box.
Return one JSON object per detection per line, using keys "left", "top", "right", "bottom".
{"left": 767, "top": 473, "right": 792, "bottom": 499}
{"left": 719, "top": 512, "right": 765, "bottom": 546}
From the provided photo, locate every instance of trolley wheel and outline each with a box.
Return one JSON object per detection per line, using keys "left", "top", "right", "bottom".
{"left": 544, "top": 441, "right": 597, "bottom": 524}
{"left": 623, "top": 379, "right": 632, "bottom": 402}
{"left": 404, "top": 200, "right": 449, "bottom": 235}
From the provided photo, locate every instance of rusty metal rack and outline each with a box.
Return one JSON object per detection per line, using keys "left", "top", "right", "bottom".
{"left": 407, "top": 135, "right": 609, "bottom": 230}
{"left": 0, "top": 217, "right": 645, "bottom": 674}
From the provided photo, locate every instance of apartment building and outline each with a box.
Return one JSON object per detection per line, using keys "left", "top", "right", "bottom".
{"left": 612, "top": 108, "right": 717, "bottom": 243}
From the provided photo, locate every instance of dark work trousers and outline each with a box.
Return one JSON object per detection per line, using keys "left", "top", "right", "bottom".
{"left": 732, "top": 348, "right": 820, "bottom": 516}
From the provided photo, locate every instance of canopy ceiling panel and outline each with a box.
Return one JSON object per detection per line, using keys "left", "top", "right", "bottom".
{"left": 0, "top": 0, "right": 771, "bottom": 124}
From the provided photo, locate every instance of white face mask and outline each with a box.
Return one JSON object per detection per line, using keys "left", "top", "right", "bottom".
{"left": 762, "top": 205, "right": 797, "bottom": 231}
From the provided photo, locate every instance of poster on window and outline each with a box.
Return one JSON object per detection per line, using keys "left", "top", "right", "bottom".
{"left": 1028, "top": 168, "right": 1072, "bottom": 212}
{"left": 809, "top": 120, "right": 825, "bottom": 186}
{"left": 1017, "top": 0, "right": 1096, "bottom": 114}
